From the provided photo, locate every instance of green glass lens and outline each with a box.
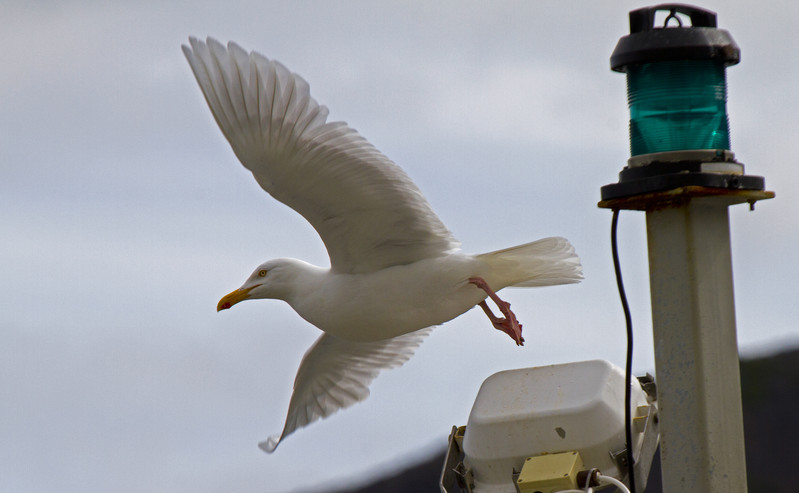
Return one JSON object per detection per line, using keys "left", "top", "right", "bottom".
{"left": 627, "top": 59, "right": 730, "bottom": 156}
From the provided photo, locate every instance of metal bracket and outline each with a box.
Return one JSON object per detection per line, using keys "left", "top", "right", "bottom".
{"left": 440, "top": 426, "right": 473, "bottom": 493}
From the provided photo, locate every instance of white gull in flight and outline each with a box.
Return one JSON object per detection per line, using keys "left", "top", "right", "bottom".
{"left": 182, "top": 37, "right": 582, "bottom": 453}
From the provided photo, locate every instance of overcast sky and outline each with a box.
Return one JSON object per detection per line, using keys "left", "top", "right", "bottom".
{"left": 3, "top": 1, "right": 797, "bottom": 492}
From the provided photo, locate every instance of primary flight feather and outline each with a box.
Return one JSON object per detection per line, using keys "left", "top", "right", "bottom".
{"left": 183, "top": 37, "right": 582, "bottom": 453}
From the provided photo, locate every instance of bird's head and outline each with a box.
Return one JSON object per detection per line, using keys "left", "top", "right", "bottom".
{"left": 216, "top": 258, "right": 318, "bottom": 311}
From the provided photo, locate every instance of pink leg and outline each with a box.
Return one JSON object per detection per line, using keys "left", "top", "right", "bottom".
{"left": 469, "top": 277, "right": 524, "bottom": 346}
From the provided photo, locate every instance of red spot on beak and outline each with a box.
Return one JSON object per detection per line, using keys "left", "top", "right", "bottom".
{"left": 217, "top": 285, "right": 259, "bottom": 312}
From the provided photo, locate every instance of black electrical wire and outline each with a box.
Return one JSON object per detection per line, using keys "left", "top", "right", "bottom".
{"left": 611, "top": 209, "right": 636, "bottom": 493}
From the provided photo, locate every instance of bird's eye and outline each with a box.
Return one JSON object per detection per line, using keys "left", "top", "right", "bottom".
{"left": 258, "top": 269, "right": 268, "bottom": 277}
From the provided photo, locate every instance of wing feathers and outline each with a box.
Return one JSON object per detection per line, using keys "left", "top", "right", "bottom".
{"left": 259, "top": 328, "right": 432, "bottom": 453}
{"left": 183, "top": 37, "right": 459, "bottom": 273}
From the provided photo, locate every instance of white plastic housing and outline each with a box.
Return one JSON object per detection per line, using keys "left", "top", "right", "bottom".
{"left": 462, "top": 359, "right": 648, "bottom": 493}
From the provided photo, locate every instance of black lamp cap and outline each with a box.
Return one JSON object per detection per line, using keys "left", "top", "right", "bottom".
{"left": 610, "top": 4, "right": 740, "bottom": 72}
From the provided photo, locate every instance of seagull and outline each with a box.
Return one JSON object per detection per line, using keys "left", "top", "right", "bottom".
{"left": 182, "top": 37, "right": 582, "bottom": 453}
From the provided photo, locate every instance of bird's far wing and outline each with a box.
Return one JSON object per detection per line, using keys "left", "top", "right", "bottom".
{"left": 259, "top": 328, "right": 433, "bottom": 453}
{"left": 183, "top": 37, "right": 459, "bottom": 273}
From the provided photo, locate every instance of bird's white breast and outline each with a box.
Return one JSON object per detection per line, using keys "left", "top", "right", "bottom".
{"left": 287, "top": 254, "right": 490, "bottom": 342}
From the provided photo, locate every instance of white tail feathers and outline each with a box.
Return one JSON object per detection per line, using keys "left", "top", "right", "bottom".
{"left": 478, "top": 237, "right": 583, "bottom": 288}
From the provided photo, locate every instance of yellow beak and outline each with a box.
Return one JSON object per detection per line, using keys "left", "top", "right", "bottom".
{"left": 217, "top": 285, "right": 259, "bottom": 311}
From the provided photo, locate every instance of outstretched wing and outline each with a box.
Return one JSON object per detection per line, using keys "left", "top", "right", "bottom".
{"left": 259, "top": 328, "right": 432, "bottom": 453}
{"left": 183, "top": 37, "right": 459, "bottom": 273}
